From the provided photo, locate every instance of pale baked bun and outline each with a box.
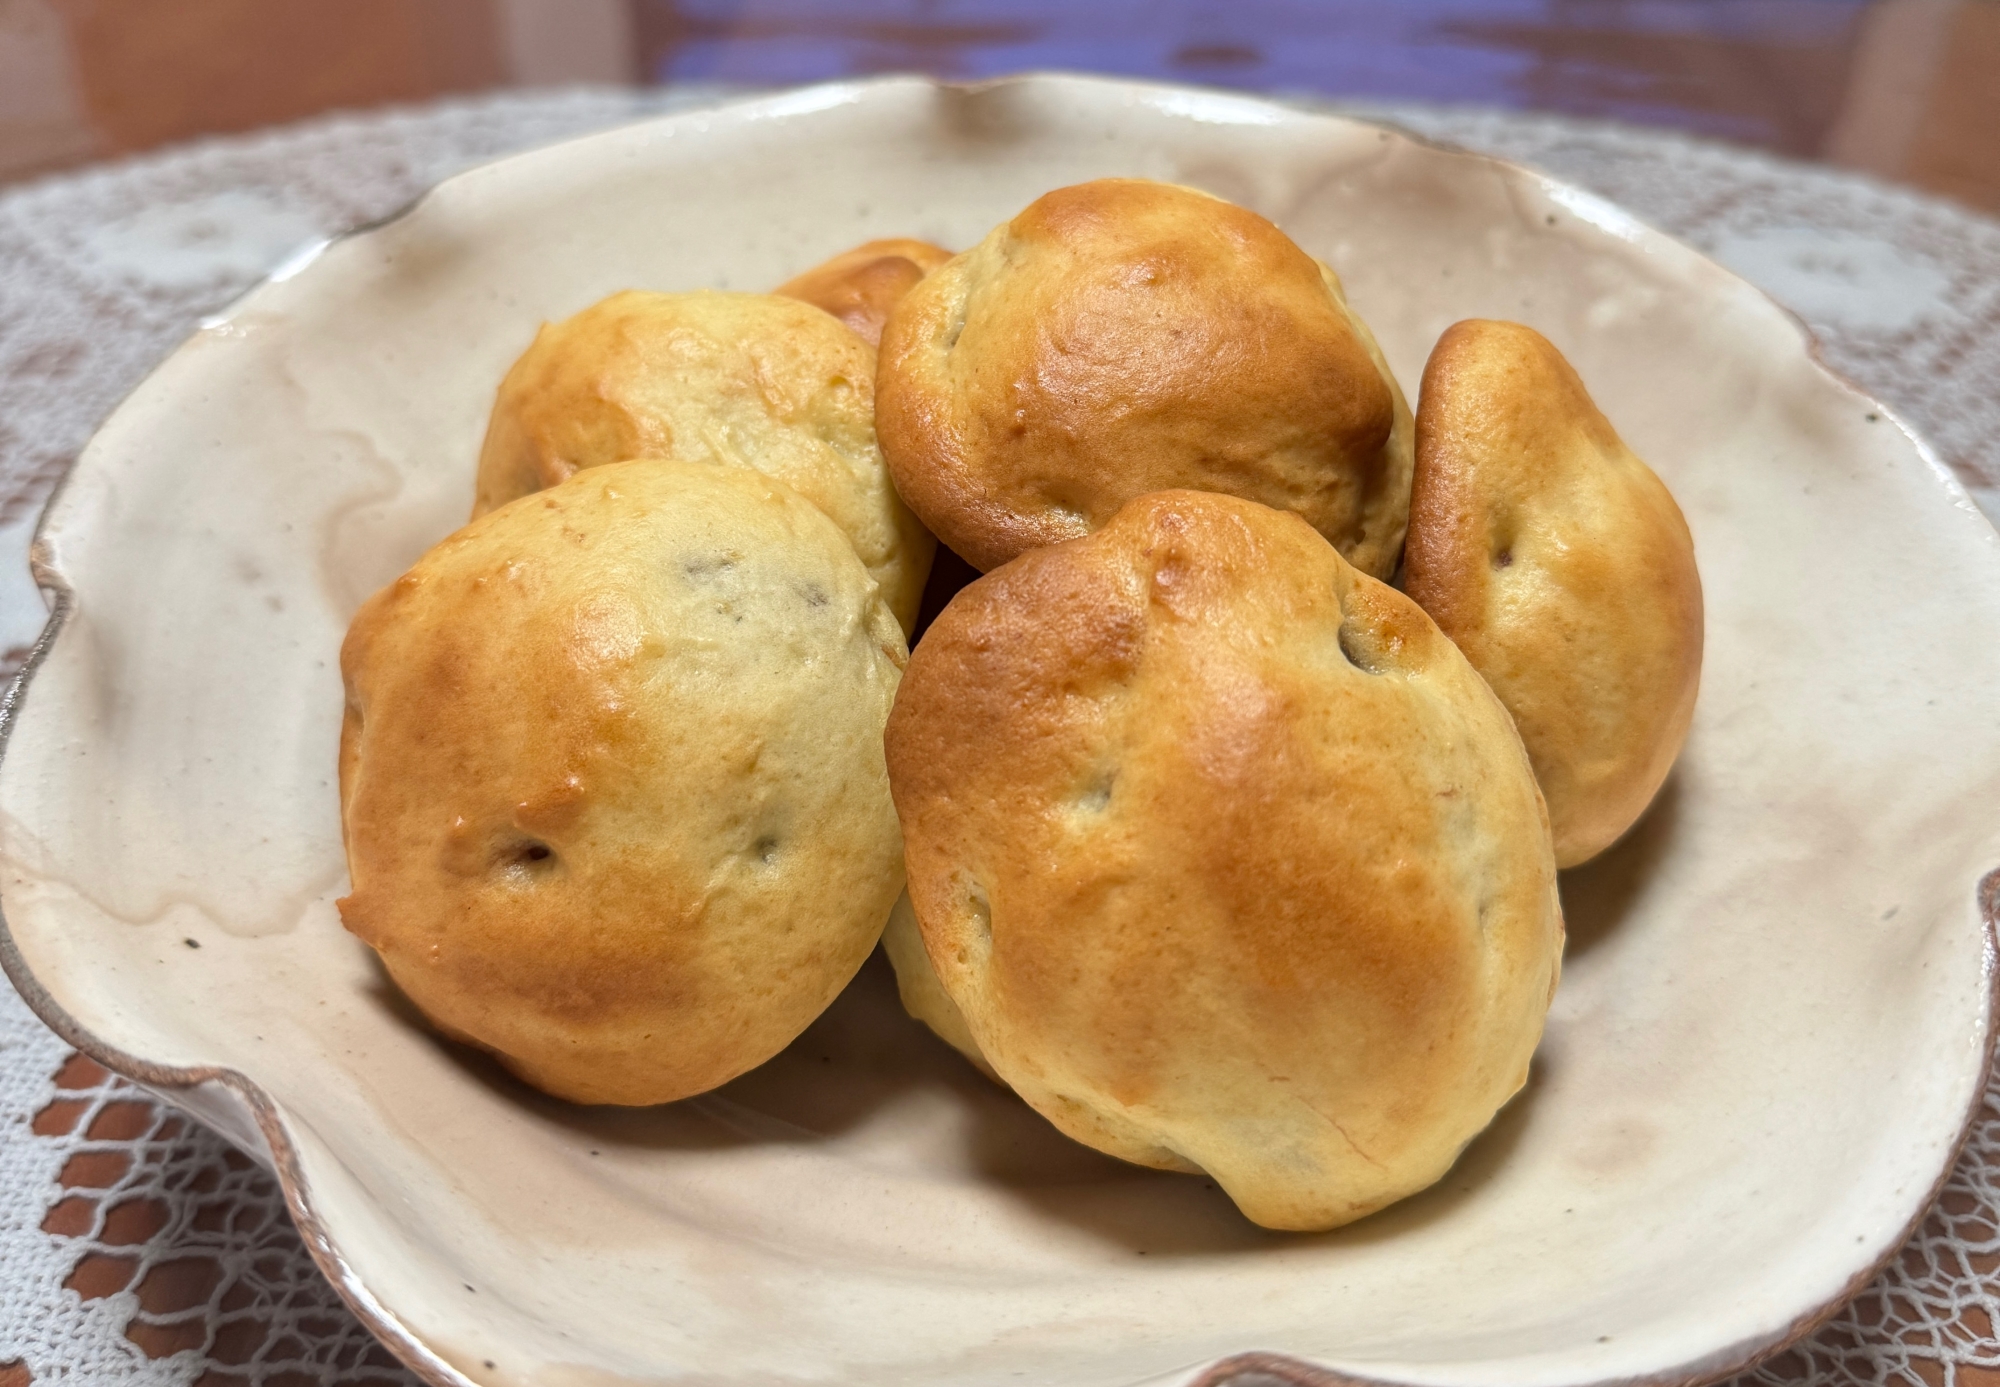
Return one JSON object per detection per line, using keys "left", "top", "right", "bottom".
{"left": 876, "top": 178, "right": 1413, "bottom": 575}
{"left": 1405, "top": 320, "right": 1703, "bottom": 868}
{"left": 340, "top": 458, "right": 908, "bottom": 1106}
{"left": 473, "top": 289, "right": 935, "bottom": 634}
{"left": 885, "top": 489, "right": 1563, "bottom": 1231}
{"left": 880, "top": 893, "right": 998, "bottom": 1081}
{"left": 777, "top": 238, "right": 953, "bottom": 347}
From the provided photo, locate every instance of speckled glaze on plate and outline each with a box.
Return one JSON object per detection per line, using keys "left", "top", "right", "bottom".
{"left": 2, "top": 74, "right": 1997, "bottom": 1387}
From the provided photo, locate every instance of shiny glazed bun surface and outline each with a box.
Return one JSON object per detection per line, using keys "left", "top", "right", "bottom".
{"left": 875, "top": 179, "right": 1413, "bottom": 574}
{"left": 340, "top": 459, "right": 908, "bottom": 1106}
{"left": 1405, "top": 319, "right": 1703, "bottom": 867}
{"left": 473, "top": 288, "right": 934, "bottom": 633}
{"left": 885, "top": 488, "right": 1562, "bottom": 1230}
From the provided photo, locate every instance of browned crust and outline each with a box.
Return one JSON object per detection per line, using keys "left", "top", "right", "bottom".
{"left": 1403, "top": 320, "right": 1492, "bottom": 642}
{"left": 339, "top": 462, "right": 905, "bottom": 1108}
{"left": 1406, "top": 319, "right": 1703, "bottom": 867}
{"left": 775, "top": 237, "right": 954, "bottom": 346}
{"left": 886, "top": 488, "right": 1563, "bottom": 1230}
{"left": 470, "top": 289, "right": 883, "bottom": 520}
{"left": 874, "top": 178, "right": 1410, "bottom": 574}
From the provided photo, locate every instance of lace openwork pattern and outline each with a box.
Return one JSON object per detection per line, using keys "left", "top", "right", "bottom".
{"left": 0, "top": 87, "right": 1996, "bottom": 1386}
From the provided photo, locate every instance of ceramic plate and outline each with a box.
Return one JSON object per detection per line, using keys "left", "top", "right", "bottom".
{"left": 3, "top": 74, "right": 1997, "bottom": 1387}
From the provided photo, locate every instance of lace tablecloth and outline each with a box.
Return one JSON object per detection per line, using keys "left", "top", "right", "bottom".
{"left": 1, "top": 85, "right": 1996, "bottom": 1387}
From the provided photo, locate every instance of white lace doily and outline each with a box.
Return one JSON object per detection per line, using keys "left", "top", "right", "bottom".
{"left": 0, "top": 85, "right": 1995, "bottom": 1387}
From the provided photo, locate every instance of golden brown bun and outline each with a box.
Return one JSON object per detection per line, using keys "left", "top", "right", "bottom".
{"left": 472, "top": 289, "right": 936, "bottom": 634}
{"left": 876, "top": 178, "right": 1414, "bottom": 575}
{"left": 339, "top": 459, "right": 908, "bottom": 1106}
{"left": 880, "top": 893, "right": 999, "bottom": 1081}
{"left": 776, "top": 238, "right": 954, "bottom": 347}
{"left": 1405, "top": 320, "right": 1703, "bottom": 868}
{"left": 885, "top": 489, "right": 1563, "bottom": 1231}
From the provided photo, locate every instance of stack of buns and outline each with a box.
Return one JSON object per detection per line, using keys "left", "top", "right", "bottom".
{"left": 337, "top": 176, "right": 1700, "bottom": 1231}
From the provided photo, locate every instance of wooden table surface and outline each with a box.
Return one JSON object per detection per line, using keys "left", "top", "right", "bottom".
{"left": 1, "top": 0, "right": 1996, "bottom": 213}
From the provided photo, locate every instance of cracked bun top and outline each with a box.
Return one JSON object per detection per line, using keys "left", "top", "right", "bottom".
{"left": 875, "top": 178, "right": 1414, "bottom": 575}
{"left": 339, "top": 458, "right": 908, "bottom": 1106}
{"left": 1405, "top": 320, "right": 1703, "bottom": 867}
{"left": 472, "top": 289, "right": 935, "bottom": 634}
{"left": 884, "top": 488, "right": 1562, "bottom": 1231}
{"left": 777, "top": 237, "right": 954, "bottom": 347}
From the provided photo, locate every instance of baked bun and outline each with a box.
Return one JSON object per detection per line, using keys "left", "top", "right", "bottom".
{"left": 880, "top": 893, "right": 997, "bottom": 1081}
{"left": 339, "top": 458, "right": 908, "bottom": 1106}
{"left": 885, "top": 489, "right": 1562, "bottom": 1231}
{"left": 875, "top": 178, "right": 1413, "bottom": 574}
{"left": 777, "top": 238, "right": 953, "bottom": 347}
{"left": 1405, "top": 320, "right": 1703, "bottom": 868}
{"left": 472, "top": 289, "right": 935, "bottom": 634}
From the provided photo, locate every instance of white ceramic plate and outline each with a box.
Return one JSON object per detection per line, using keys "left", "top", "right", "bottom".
{"left": 3, "top": 74, "right": 1997, "bottom": 1387}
